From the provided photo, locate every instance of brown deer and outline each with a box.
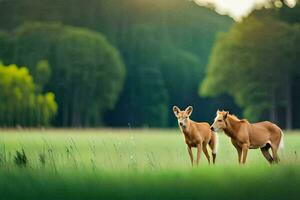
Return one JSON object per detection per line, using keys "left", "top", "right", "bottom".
{"left": 210, "top": 110, "right": 284, "bottom": 164}
{"left": 173, "top": 106, "right": 218, "bottom": 165}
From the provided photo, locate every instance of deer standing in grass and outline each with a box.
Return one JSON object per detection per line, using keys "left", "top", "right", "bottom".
{"left": 173, "top": 106, "right": 218, "bottom": 165}
{"left": 210, "top": 110, "right": 284, "bottom": 164}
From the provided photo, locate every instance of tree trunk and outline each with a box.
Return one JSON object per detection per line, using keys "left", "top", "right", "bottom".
{"left": 63, "top": 101, "right": 69, "bottom": 127}
{"left": 270, "top": 89, "right": 277, "bottom": 124}
{"left": 286, "top": 76, "right": 292, "bottom": 130}
{"left": 71, "top": 92, "right": 81, "bottom": 127}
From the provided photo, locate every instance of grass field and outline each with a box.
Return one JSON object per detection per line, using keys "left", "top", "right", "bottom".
{"left": 0, "top": 129, "right": 300, "bottom": 200}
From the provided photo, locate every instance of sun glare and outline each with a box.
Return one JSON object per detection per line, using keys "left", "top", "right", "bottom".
{"left": 194, "top": 0, "right": 297, "bottom": 21}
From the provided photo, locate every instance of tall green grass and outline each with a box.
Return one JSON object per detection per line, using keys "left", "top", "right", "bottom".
{"left": 0, "top": 129, "right": 299, "bottom": 200}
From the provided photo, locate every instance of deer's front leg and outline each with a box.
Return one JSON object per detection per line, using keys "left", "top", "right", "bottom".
{"left": 231, "top": 139, "right": 242, "bottom": 164}
{"left": 237, "top": 147, "right": 242, "bottom": 164}
{"left": 196, "top": 143, "right": 202, "bottom": 165}
{"left": 241, "top": 144, "right": 249, "bottom": 164}
{"left": 187, "top": 146, "right": 193, "bottom": 166}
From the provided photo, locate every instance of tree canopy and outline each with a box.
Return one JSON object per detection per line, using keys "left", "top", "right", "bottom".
{"left": 5, "top": 22, "right": 126, "bottom": 127}
{"left": 0, "top": 63, "right": 57, "bottom": 126}
{"left": 201, "top": 7, "right": 300, "bottom": 128}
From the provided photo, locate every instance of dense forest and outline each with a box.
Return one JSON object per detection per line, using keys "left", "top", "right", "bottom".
{"left": 0, "top": 0, "right": 299, "bottom": 128}
{"left": 0, "top": 0, "right": 237, "bottom": 127}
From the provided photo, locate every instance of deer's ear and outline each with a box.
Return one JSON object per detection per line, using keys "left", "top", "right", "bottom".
{"left": 173, "top": 106, "right": 180, "bottom": 117}
{"left": 224, "top": 111, "right": 229, "bottom": 119}
{"left": 185, "top": 106, "right": 193, "bottom": 116}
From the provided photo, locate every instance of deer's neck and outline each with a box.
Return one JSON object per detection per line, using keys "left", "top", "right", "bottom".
{"left": 181, "top": 119, "right": 192, "bottom": 136}
{"left": 224, "top": 117, "right": 240, "bottom": 139}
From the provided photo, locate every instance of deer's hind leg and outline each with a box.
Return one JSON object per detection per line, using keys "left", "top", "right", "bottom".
{"left": 212, "top": 152, "right": 216, "bottom": 164}
{"left": 260, "top": 144, "right": 274, "bottom": 164}
{"left": 270, "top": 143, "right": 280, "bottom": 163}
{"left": 202, "top": 142, "right": 211, "bottom": 164}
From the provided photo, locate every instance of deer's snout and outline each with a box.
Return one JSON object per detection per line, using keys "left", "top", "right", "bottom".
{"left": 179, "top": 122, "right": 184, "bottom": 127}
{"left": 210, "top": 126, "right": 215, "bottom": 131}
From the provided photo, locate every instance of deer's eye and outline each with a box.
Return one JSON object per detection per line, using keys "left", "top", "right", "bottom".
{"left": 217, "top": 119, "right": 222, "bottom": 122}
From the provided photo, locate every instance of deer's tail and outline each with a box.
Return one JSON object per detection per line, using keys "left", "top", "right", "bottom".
{"left": 279, "top": 131, "right": 284, "bottom": 150}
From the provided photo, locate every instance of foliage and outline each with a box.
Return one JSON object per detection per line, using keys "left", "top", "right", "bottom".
{"left": 13, "top": 149, "right": 27, "bottom": 167}
{"left": 0, "top": 63, "right": 57, "bottom": 126}
{"left": 160, "top": 49, "right": 202, "bottom": 125}
{"left": 105, "top": 25, "right": 170, "bottom": 127}
{"left": 0, "top": 0, "right": 299, "bottom": 127}
{"left": 0, "top": 0, "right": 234, "bottom": 127}
{"left": 0, "top": 31, "right": 13, "bottom": 64}
{"left": 9, "top": 22, "right": 126, "bottom": 126}
{"left": 201, "top": 13, "right": 299, "bottom": 123}
{"left": 34, "top": 60, "right": 51, "bottom": 91}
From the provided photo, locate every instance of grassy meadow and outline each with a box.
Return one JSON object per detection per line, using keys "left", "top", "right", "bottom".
{"left": 0, "top": 129, "right": 300, "bottom": 200}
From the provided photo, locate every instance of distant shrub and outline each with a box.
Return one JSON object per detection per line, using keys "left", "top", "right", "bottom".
{"left": 39, "top": 153, "right": 46, "bottom": 167}
{"left": 14, "top": 149, "right": 28, "bottom": 167}
{"left": 0, "top": 63, "right": 58, "bottom": 126}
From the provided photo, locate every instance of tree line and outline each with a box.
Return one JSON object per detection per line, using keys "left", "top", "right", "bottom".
{"left": 0, "top": 0, "right": 299, "bottom": 128}
{"left": 0, "top": 0, "right": 236, "bottom": 127}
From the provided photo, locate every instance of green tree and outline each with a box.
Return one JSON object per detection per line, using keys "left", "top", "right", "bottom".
{"left": 105, "top": 25, "right": 169, "bottom": 127}
{"left": 34, "top": 60, "right": 51, "bottom": 92}
{"left": 160, "top": 49, "right": 201, "bottom": 126}
{"left": 201, "top": 15, "right": 297, "bottom": 127}
{"left": 0, "top": 63, "right": 57, "bottom": 126}
{"left": 13, "top": 22, "right": 126, "bottom": 126}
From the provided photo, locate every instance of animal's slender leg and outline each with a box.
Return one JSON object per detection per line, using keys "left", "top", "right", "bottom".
{"left": 187, "top": 146, "right": 194, "bottom": 166}
{"left": 209, "top": 139, "right": 216, "bottom": 164}
{"left": 232, "top": 140, "right": 242, "bottom": 164}
{"left": 241, "top": 144, "right": 249, "bottom": 164}
{"left": 260, "top": 145, "right": 274, "bottom": 164}
{"left": 236, "top": 147, "right": 242, "bottom": 164}
{"left": 196, "top": 143, "right": 202, "bottom": 165}
{"left": 270, "top": 144, "right": 279, "bottom": 163}
{"left": 212, "top": 153, "right": 216, "bottom": 164}
{"left": 202, "top": 143, "right": 210, "bottom": 164}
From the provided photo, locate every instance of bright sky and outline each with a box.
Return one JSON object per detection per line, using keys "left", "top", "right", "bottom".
{"left": 194, "top": 0, "right": 297, "bottom": 21}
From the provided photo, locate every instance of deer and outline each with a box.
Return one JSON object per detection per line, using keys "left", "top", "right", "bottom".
{"left": 173, "top": 106, "right": 218, "bottom": 165}
{"left": 210, "top": 110, "right": 284, "bottom": 164}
